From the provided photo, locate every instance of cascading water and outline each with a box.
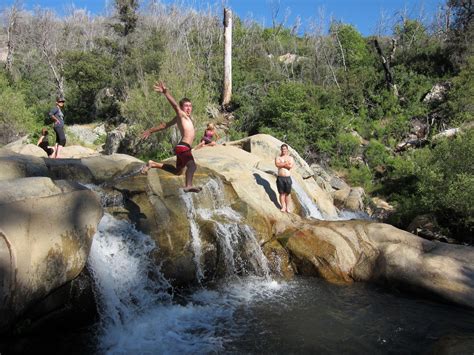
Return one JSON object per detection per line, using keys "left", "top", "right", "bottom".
{"left": 292, "top": 179, "right": 324, "bottom": 220}
{"left": 86, "top": 181, "right": 280, "bottom": 354}
{"left": 195, "top": 178, "right": 271, "bottom": 278}
{"left": 292, "top": 179, "right": 372, "bottom": 221}
{"left": 180, "top": 191, "right": 206, "bottom": 282}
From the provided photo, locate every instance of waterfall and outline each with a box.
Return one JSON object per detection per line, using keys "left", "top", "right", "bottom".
{"left": 180, "top": 191, "right": 206, "bottom": 283}
{"left": 292, "top": 179, "right": 324, "bottom": 220}
{"left": 291, "top": 180, "right": 372, "bottom": 221}
{"left": 336, "top": 210, "right": 372, "bottom": 221}
{"left": 196, "top": 178, "right": 271, "bottom": 278}
{"left": 88, "top": 212, "right": 281, "bottom": 354}
{"left": 88, "top": 214, "right": 173, "bottom": 352}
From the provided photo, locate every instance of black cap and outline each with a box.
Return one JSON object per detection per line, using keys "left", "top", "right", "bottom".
{"left": 56, "top": 96, "right": 65, "bottom": 102}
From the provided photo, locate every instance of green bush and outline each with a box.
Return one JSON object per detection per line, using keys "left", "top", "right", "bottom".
{"left": 62, "top": 50, "right": 114, "bottom": 123}
{"left": 445, "top": 56, "right": 474, "bottom": 126}
{"left": 347, "top": 165, "right": 374, "bottom": 191}
{"left": 389, "top": 130, "right": 474, "bottom": 241}
{"left": 0, "top": 72, "right": 38, "bottom": 144}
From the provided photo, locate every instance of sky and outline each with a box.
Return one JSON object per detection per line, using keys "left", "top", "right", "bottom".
{"left": 1, "top": 0, "right": 445, "bottom": 36}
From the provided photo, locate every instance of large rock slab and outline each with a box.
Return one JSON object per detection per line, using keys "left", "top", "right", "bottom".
{"left": 224, "top": 135, "right": 338, "bottom": 218}
{"left": 227, "top": 134, "right": 314, "bottom": 178}
{"left": 0, "top": 148, "right": 49, "bottom": 181}
{"left": 5, "top": 143, "right": 48, "bottom": 157}
{"left": 279, "top": 219, "right": 474, "bottom": 308}
{"left": 0, "top": 177, "right": 103, "bottom": 331}
{"left": 43, "top": 153, "right": 143, "bottom": 184}
{"left": 60, "top": 145, "right": 98, "bottom": 159}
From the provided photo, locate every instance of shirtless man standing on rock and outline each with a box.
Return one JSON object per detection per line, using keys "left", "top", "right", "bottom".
{"left": 141, "top": 81, "right": 201, "bottom": 193}
{"left": 275, "top": 144, "right": 294, "bottom": 212}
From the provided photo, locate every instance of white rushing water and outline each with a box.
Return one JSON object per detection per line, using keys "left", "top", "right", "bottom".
{"left": 291, "top": 179, "right": 324, "bottom": 219}
{"left": 87, "top": 177, "right": 279, "bottom": 354}
{"left": 292, "top": 179, "right": 372, "bottom": 221}
{"left": 180, "top": 191, "right": 206, "bottom": 283}
{"left": 196, "top": 179, "right": 271, "bottom": 278}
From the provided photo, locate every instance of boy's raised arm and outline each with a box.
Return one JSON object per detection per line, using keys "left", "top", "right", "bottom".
{"left": 153, "top": 81, "right": 184, "bottom": 117}
{"left": 142, "top": 117, "right": 177, "bottom": 139}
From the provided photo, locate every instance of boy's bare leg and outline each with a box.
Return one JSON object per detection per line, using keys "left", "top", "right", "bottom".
{"left": 183, "top": 160, "right": 202, "bottom": 193}
{"left": 141, "top": 160, "right": 182, "bottom": 175}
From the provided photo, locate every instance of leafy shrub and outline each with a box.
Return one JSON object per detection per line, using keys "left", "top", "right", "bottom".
{"left": 62, "top": 50, "right": 114, "bottom": 123}
{"left": 0, "top": 72, "right": 38, "bottom": 144}
{"left": 389, "top": 130, "right": 474, "bottom": 241}
{"left": 347, "top": 165, "right": 374, "bottom": 191}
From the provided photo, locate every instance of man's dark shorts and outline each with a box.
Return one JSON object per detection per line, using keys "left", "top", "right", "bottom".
{"left": 174, "top": 142, "right": 194, "bottom": 170}
{"left": 276, "top": 176, "right": 292, "bottom": 194}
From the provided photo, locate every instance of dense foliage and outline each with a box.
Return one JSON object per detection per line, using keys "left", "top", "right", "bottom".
{"left": 0, "top": 0, "right": 472, "bottom": 240}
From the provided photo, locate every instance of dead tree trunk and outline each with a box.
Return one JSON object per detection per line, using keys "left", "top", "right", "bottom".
{"left": 41, "top": 38, "right": 65, "bottom": 97}
{"left": 222, "top": 8, "right": 232, "bottom": 107}
{"left": 5, "top": 3, "right": 20, "bottom": 74}
{"left": 374, "top": 38, "right": 398, "bottom": 96}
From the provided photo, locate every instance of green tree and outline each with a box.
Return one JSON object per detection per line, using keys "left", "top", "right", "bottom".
{"left": 62, "top": 51, "right": 114, "bottom": 123}
{"left": 389, "top": 130, "right": 474, "bottom": 241}
{"left": 0, "top": 71, "right": 38, "bottom": 144}
{"left": 447, "top": 0, "right": 474, "bottom": 68}
{"left": 445, "top": 56, "right": 474, "bottom": 125}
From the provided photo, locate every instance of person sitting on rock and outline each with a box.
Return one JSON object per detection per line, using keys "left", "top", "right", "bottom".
{"left": 140, "top": 81, "right": 202, "bottom": 193}
{"left": 195, "top": 123, "right": 220, "bottom": 150}
{"left": 37, "top": 128, "right": 55, "bottom": 157}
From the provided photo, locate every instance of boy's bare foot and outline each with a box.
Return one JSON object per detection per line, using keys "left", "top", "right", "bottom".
{"left": 183, "top": 186, "right": 202, "bottom": 193}
{"left": 140, "top": 164, "right": 150, "bottom": 175}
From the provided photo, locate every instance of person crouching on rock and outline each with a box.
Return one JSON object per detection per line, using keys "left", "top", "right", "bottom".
{"left": 49, "top": 96, "right": 66, "bottom": 158}
{"left": 140, "top": 81, "right": 202, "bottom": 193}
{"left": 275, "top": 143, "right": 294, "bottom": 212}
{"left": 37, "top": 128, "right": 55, "bottom": 157}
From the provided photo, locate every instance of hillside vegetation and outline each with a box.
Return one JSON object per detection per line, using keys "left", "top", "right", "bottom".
{"left": 0, "top": 0, "right": 472, "bottom": 241}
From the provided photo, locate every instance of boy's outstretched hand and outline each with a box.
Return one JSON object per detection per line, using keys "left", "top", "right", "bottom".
{"left": 153, "top": 81, "right": 167, "bottom": 94}
{"left": 142, "top": 129, "right": 152, "bottom": 140}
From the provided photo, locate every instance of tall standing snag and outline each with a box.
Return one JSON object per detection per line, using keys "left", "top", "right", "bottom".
{"left": 5, "top": 3, "right": 20, "bottom": 75}
{"left": 222, "top": 8, "right": 232, "bottom": 107}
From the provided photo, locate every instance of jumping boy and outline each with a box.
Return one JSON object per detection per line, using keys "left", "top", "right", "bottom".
{"left": 141, "top": 81, "right": 201, "bottom": 193}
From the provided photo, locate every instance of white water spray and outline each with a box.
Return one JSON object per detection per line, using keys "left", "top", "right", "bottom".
{"left": 180, "top": 191, "right": 206, "bottom": 283}
{"left": 197, "top": 178, "right": 271, "bottom": 278}
{"left": 292, "top": 179, "right": 324, "bottom": 219}
{"left": 88, "top": 213, "right": 284, "bottom": 354}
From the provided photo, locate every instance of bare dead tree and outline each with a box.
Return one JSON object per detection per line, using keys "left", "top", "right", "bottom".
{"left": 4, "top": 1, "right": 21, "bottom": 74}
{"left": 332, "top": 23, "right": 347, "bottom": 72}
{"left": 34, "top": 9, "right": 65, "bottom": 96}
{"left": 222, "top": 7, "right": 232, "bottom": 106}
{"left": 307, "top": 9, "right": 341, "bottom": 90}
{"left": 373, "top": 38, "right": 398, "bottom": 96}
{"left": 389, "top": 38, "right": 398, "bottom": 62}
